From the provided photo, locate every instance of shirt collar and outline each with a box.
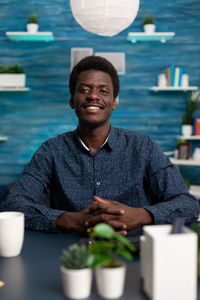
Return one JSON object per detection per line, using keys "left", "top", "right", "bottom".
{"left": 74, "top": 126, "right": 117, "bottom": 152}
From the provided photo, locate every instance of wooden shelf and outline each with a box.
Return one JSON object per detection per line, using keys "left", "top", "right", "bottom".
{"left": 0, "top": 87, "right": 30, "bottom": 92}
{"left": 150, "top": 86, "right": 198, "bottom": 92}
{"left": 6, "top": 32, "right": 54, "bottom": 42}
{"left": 127, "top": 32, "right": 175, "bottom": 43}
{"left": 0, "top": 136, "right": 8, "bottom": 142}
{"left": 170, "top": 157, "right": 200, "bottom": 166}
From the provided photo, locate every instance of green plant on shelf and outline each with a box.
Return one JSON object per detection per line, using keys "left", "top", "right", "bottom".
{"left": 0, "top": 65, "right": 25, "bottom": 74}
{"left": 142, "top": 16, "right": 155, "bottom": 25}
{"left": 28, "top": 13, "right": 38, "bottom": 24}
{"left": 182, "top": 91, "right": 200, "bottom": 125}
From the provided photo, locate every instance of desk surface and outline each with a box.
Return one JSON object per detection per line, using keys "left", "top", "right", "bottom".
{"left": 0, "top": 230, "right": 149, "bottom": 300}
{"left": 0, "top": 230, "right": 199, "bottom": 300}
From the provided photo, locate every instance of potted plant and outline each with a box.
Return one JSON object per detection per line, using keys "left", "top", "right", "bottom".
{"left": 142, "top": 16, "right": 155, "bottom": 33}
{"left": 26, "top": 13, "right": 38, "bottom": 33}
{"left": 0, "top": 65, "right": 26, "bottom": 88}
{"left": 88, "top": 223, "right": 135, "bottom": 299}
{"left": 182, "top": 91, "right": 200, "bottom": 136}
{"left": 60, "top": 243, "right": 92, "bottom": 299}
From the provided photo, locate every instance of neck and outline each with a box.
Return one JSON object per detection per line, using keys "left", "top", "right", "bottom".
{"left": 78, "top": 122, "right": 111, "bottom": 153}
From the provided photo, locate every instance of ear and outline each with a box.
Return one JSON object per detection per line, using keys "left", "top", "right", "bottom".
{"left": 70, "top": 97, "right": 74, "bottom": 109}
{"left": 112, "top": 98, "right": 117, "bottom": 111}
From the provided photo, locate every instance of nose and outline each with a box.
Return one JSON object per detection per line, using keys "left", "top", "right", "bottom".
{"left": 86, "top": 88, "right": 99, "bottom": 100}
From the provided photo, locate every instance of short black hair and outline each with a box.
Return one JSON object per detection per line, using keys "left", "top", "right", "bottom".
{"left": 69, "top": 56, "right": 119, "bottom": 98}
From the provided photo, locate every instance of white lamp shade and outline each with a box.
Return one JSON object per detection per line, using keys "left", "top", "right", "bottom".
{"left": 70, "top": 0, "right": 140, "bottom": 37}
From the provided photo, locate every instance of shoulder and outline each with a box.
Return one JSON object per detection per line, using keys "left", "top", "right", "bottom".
{"left": 35, "top": 130, "right": 76, "bottom": 155}
{"left": 111, "top": 127, "right": 153, "bottom": 145}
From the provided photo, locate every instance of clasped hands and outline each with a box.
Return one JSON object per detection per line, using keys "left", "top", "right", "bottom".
{"left": 56, "top": 195, "right": 152, "bottom": 235}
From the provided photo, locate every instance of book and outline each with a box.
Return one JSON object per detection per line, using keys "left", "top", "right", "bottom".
{"left": 174, "top": 67, "right": 180, "bottom": 87}
{"left": 196, "top": 119, "right": 200, "bottom": 136}
{"left": 170, "top": 65, "right": 175, "bottom": 86}
{"left": 165, "top": 67, "right": 170, "bottom": 86}
{"left": 178, "top": 67, "right": 183, "bottom": 87}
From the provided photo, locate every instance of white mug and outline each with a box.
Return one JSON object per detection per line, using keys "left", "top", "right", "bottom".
{"left": 0, "top": 212, "right": 24, "bottom": 257}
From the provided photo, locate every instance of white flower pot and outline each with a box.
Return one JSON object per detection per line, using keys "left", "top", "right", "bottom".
{"left": 26, "top": 23, "right": 39, "bottom": 33}
{"left": 181, "top": 125, "right": 193, "bottom": 137}
{"left": 143, "top": 24, "right": 156, "bottom": 33}
{"left": 0, "top": 74, "right": 26, "bottom": 87}
{"left": 60, "top": 266, "right": 92, "bottom": 299}
{"left": 95, "top": 265, "right": 126, "bottom": 299}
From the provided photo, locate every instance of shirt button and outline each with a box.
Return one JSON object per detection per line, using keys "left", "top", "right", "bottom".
{"left": 96, "top": 182, "right": 100, "bottom": 186}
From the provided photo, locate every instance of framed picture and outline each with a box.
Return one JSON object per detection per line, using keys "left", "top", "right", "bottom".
{"left": 177, "top": 143, "right": 191, "bottom": 159}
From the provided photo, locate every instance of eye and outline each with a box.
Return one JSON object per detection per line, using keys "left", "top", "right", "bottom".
{"left": 79, "top": 87, "right": 90, "bottom": 94}
{"left": 100, "top": 89, "right": 109, "bottom": 95}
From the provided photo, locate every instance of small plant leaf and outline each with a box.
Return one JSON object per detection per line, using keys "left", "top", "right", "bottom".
{"left": 91, "top": 223, "right": 115, "bottom": 239}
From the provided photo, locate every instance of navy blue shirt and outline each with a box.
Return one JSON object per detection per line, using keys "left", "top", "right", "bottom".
{"left": 2, "top": 127, "right": 199, "bottom": 232}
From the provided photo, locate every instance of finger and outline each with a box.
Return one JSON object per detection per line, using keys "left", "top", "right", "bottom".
{"left": 107, "top": 220, "right": 127, "bottom": 230}
{"left": 115, "top": 230, "right": 127, "bottom": 235}
{"left": 88, "top": 202, "right": 107, "bottom": 213}
{"left": 86, "top": 213, "right": 113, "bottom": 227}
{"left": 93, "top": 195, "right": 109, "bottom": 204}
{"left": 105, "top": 206, "right": 124, "bottom": 215}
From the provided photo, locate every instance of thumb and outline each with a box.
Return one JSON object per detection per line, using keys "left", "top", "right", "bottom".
{"left": 93, "top": 195, "right": 109, "bottom": 204}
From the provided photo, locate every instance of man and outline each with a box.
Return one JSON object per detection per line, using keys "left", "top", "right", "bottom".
{"left": 1, "top": 56, "right": 199, "bottom": 235}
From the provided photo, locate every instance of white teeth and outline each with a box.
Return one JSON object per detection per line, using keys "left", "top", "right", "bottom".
{"left": 86, "top": 106, "right": 99, "bottom": 110}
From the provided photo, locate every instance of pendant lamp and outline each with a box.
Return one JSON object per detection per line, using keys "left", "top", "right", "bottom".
{"left": 70, "top": 0, "right": 140, "bottom": 37}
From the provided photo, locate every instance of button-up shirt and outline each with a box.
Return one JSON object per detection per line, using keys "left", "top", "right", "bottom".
{"left": 2, "top": 127, "right": 199, "bottom": 232}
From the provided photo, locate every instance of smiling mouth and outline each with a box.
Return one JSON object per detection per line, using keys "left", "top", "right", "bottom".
{"left": 82, "top": 105, "right": 104, "bottom": 113}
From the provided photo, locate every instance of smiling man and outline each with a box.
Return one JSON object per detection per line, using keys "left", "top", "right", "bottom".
{"left": 1, "top": 56, "right": 199, "bottom": 234}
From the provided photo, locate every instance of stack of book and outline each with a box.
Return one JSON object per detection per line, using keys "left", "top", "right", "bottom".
{"left": 165, "top": 65, "right": 183, "bottom": 87}
{"left": 193, "top": 118, "right": 200, "bottom": 135}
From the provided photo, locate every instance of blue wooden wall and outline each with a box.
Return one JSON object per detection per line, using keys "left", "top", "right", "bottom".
{"left": 0, "top": 0, "right": 200, "bottom": 184}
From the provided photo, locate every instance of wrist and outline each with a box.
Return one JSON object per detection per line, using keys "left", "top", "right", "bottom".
{"left": 56, "top": 211, "right": 78, "bottom": 232}
{"left": 139, "top": 208, "right": 153, "bottom": 225}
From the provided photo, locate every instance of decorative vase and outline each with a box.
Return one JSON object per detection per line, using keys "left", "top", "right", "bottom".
{"left": 60, "top": 266, "right": 92, "bottom": 299}
{"left": 95, "top": 265, "right": 126, "bottom": 299}
{"left": 26, "top": 23, "right": 39, "bottom": 33}
{"left": 143, "top": 24, "right": 156, "bottom": 33}
{"left": 181, "top": 125, "right": 193, "bottom": 137}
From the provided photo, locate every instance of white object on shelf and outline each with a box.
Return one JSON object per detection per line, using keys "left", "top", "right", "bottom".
{"left": 0, "top": 136, "right": 8, "bottom": 142}
{"left": 150, "top": 86, "right": 198, "bottom": 92}
{"left": 170, "top": 157, "right": 200, "bottom": 166}
{"left": 26, "top": 23, "right": 39, "bottom": 33}
{"left": 181, "top": 74, "right": 189, "bottom": 88}
{"left": 158, "top": 73, "right": 167, "bottom": 87}
{"left": 181, "top": 124, "right": 193, "bottom": 136}
{"left": 0, "top": 74, "right": 25, "bottom": 87}
{"left": 143, "top": 24, "right": 156, "bottom": 33}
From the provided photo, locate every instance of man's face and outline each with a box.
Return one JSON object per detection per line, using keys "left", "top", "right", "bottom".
{"left": 70, "top": 69, "right": 117, "bottom": 127}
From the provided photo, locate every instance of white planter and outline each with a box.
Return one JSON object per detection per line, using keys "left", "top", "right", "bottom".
{"left": 143, "top": 24, "right": 156, "bottom": 33}
{"left": 26, "top": 23, "right": 39, "bottom": 33}
{"left": 141, "top": 225, "right": 197, "bottom": 300}
{"left": 0, "top": 74, "right": 26, "bottom": 87}
{"left": 60, "top": 266, "right": 92, "bottom": 299}
{"left": 182, "top": 124, "right": 193, "bottom": 136}
{"left": 95, "top": 265, "right": 126, "bottom": 299}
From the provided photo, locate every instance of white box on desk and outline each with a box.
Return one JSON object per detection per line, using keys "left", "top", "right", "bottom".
{"left": 140, "top": 225, "right": 197, "bottom": 300}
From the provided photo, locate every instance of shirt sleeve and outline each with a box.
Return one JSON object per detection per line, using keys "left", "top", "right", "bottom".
{"left": 0, "top": 141, "right": 65, "bottom": 232}
{"left": 143, "top": 137, "right": 200, "bottom": 224}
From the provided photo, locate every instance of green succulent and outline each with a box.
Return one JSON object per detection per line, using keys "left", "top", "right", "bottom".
{"left": 183, "top": 92, "right": 200, "bottom": 125}
{"left": 28, "top": 13, "right": 38, "bottom": 24}
{"left": 61, "top": 243, "right": 89, "bottom": 269}
{"left": 142, "top": 17, "right": 155, "bottom": 25}
{"left": 88, "top": 223, "right": 135, "bottom": 268}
